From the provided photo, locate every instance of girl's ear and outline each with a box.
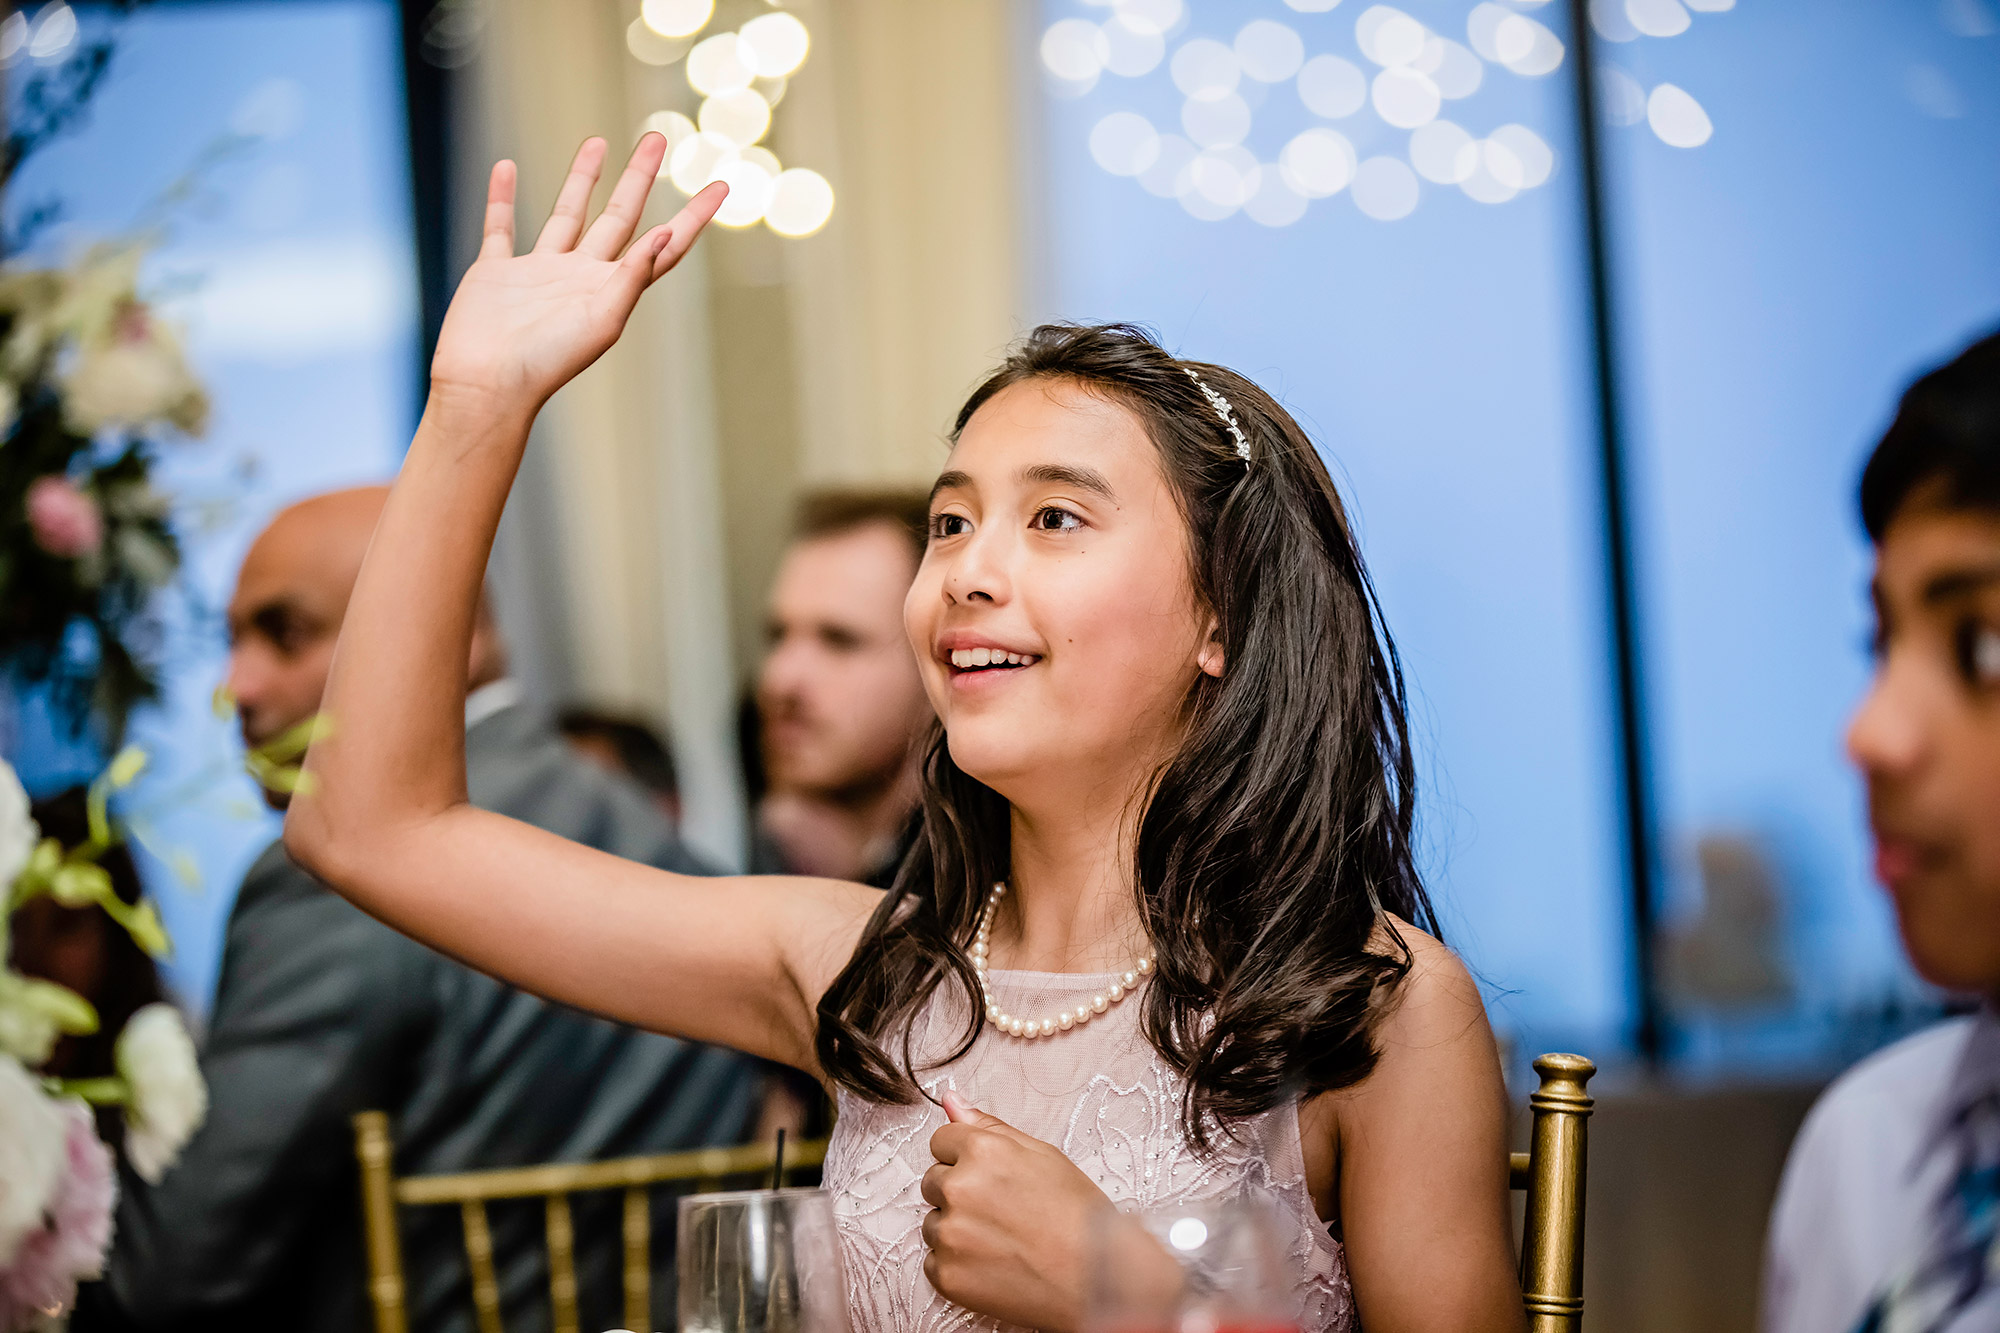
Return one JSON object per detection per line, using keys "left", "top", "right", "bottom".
{"left": 1197, "top": 615, "right": 1225, "bottom": 678}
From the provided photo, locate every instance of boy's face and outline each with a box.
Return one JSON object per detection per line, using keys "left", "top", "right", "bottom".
{"left": 1848, "top": 501, "right": 2000, "bottom": 997}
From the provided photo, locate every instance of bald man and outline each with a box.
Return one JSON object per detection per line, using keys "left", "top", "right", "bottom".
{"left": 226, "top": 486, "right": 512, "bottom": 767}
{"left": 78, "top": 488, "right": 762, "bottom": 1333}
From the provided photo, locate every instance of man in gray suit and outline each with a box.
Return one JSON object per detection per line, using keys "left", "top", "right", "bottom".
{"left": 77, "top": 487, "right": 762, "bottom": 1333}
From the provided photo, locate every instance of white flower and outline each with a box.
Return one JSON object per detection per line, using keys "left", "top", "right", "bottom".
{"left": 47, "top": 246, "right": 143, "bottom": 347}
{"left": 0, "top": 1098, "right": 119, "bottom": 1320}
{"left": 0, "top": 759, "right": 34, "bottom": 894}
{"left": 59, "top": 307, "right": 208, "bottom": 438}
{"left": 115, "top": 1004, "right": 206, "bottom": 1185}
{"left": 0, "top": 1055, "right": 66, "bottom": 1267}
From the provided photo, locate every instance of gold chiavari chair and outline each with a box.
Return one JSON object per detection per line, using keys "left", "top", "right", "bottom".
{"left": 1512, "top": 1053, "right": 1597, "bottom": 1333}
{"left": 350, "top": 1112, "right": 828, "bottom": 1333}
{"left": 358, "top": 1054, "right": 1594, "bottom": 1333}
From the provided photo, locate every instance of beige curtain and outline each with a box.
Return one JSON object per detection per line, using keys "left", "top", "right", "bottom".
{"left": 776, "top": 0, "right": 1024, "bottom": 484}
{"left": 456, "top": 0, "right": 1020, "bottom": 865}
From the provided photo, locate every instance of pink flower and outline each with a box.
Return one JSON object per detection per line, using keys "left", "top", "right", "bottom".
{"left": 24, "top": 477, "right": 102, "bottom": 561}
{"left": 0, "top": 1102, "right": 116, "bottom": 1329}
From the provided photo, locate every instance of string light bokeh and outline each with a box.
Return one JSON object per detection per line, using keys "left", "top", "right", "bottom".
{"left": 626, "top": 0, "right": 834, "bottom": 239}
{"left": 0, "top": 3, "right": 79, "bottom": 66}
{"left": 1044, "top": 0, "right": 1738, "bottom": 225}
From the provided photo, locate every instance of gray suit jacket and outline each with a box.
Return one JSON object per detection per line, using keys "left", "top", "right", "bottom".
{"left": 79, "top": 704, "right": 763, "bottom": 1333}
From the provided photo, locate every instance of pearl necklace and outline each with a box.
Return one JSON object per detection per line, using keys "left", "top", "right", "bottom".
{"left": 969, "top": 882, "right": 1157, "bottom": 1040}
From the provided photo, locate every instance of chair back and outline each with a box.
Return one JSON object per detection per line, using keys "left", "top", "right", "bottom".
{"left": 358, "top": 1054, "right": 1595, "bottom": 1333}
{"left": 1510, "top": 1053, "right": 1597, "bottom": 1332}
{"left": 351, "top": 1111, "right": 828, "bottom": 1333}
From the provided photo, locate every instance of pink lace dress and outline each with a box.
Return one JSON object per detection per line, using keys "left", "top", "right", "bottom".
{"left": 821, "top": 968, "right": 1355, "bottom": 1333}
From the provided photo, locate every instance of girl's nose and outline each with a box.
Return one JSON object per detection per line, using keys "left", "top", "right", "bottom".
{"left": 943, "top": 529, "right": 1011, "bottom": 606}
{"left": 1846, "top": 663, "right": 1926, "bottom": 781}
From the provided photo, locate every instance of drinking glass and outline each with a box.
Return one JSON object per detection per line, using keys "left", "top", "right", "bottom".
{"left": 1085, "top": 1196, "right": 1300, "bottom": 1333}
{"left": 677, "top": 1188, "right": 851, "bottom": 1333}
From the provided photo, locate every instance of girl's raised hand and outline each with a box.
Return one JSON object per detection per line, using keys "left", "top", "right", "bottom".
{"left": 429, "top": 133, "right": 726, "bottom": 413}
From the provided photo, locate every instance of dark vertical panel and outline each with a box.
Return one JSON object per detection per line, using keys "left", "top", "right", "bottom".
{"left": 1564, "top": 0, "right": 1664, "bottom": 1063}
{"left": 398, "top": 0, "right": 452, "bottom": 412}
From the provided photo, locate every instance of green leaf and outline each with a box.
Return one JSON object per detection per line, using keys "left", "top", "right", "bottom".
{"left": 50, "top": 1075, "right": 129, "bottom": 1105}
{"left": 26, "top": 837, "right": 62, "bottom": 880}
{"left": 18, "top": 976, "right": 100, "bottom": 1036}
{"left": 106, "top": 746, "right": 149, "bottom": 789}
{"left": 49, "top": 860, "right": 112, "bottom": 909}
{"left": 86, "top": 781, "right": 112, "bottom": 850}
{"left": 250, "top": 711, "right": 333, "bottom": 767}
{"left": 9, "top": 837, "right": 65, "bottom": 909}
{"left": 113, "top": 898, "right": 171, "bottom": 959}
{"left": 244, "top": 744, "right": 318, "bottom": 798}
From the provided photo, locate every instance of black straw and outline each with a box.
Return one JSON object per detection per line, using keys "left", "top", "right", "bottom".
{"left": 771, "top": 1128, "right": 787, "bottom": 1191}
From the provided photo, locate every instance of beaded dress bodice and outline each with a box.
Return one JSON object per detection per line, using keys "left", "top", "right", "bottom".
{"left": 821, "top": 969, "right": 1355, "bottom": 1333}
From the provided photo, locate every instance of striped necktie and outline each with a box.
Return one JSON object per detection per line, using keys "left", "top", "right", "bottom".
{"left": 1855, "top": 1090, "right": 2000, "bottom": 1333}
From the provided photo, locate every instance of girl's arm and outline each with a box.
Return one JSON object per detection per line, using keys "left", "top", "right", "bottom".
{"left": 1327, "top": 929, "right": 1526, "bottom": 1333}
{"left": 283, "top": 135, "right": 876, "bottom": 1073}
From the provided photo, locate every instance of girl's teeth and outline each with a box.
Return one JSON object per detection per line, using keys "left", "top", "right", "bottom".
{"left": 947, "top": 648, "right": 1040, "bottom": 669}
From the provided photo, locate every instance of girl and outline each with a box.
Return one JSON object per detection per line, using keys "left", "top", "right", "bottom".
{"left": 289, "top": 135, "right": 1521, "bottom": 1333}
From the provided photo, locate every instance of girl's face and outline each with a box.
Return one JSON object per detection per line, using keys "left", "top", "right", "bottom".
{"left": 906, "top": 380, "right": 1222, "bottom": 811}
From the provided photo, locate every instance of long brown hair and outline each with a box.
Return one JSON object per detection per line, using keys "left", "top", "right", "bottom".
{"left": 815, "top": 324, "right": 1436, "bottom": 1146}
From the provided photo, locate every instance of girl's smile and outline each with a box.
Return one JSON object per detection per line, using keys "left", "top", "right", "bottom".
{"left": 936, "top": 631, "right": 1044, "bottom": 685}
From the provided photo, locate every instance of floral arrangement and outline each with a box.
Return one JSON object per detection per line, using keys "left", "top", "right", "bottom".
{"left": 0, "top": 751, "right": 205, "bottom": 1328}
{"left": 0, "top": 242, "right": 204, "bottom": 744}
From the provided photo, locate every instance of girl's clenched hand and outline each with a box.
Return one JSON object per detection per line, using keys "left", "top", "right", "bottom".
{"left": 921, "top": 1089, "right": 1117, "bottom": 1333}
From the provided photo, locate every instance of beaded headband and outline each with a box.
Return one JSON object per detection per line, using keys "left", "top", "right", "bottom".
{"left": 1183, "top": 367, "right": 1252, "bottom": 462}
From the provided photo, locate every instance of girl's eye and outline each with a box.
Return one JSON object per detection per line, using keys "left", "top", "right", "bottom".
{"left": 931, "top": 513, "right": 970, "bottom": 540}
{"left": 1960, "top": 620, "right": 2000, "bottom": 686}
{"left": 1032, "top": 506, "right": 1082, "bottom": 533}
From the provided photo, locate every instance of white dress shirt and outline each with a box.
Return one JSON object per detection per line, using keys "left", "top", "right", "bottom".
{"left": 463, "top": 677, "right": 524, "bottom": 731}
{"left": 1763, "top": 1010, "right": 2000, "bottom": 1333}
